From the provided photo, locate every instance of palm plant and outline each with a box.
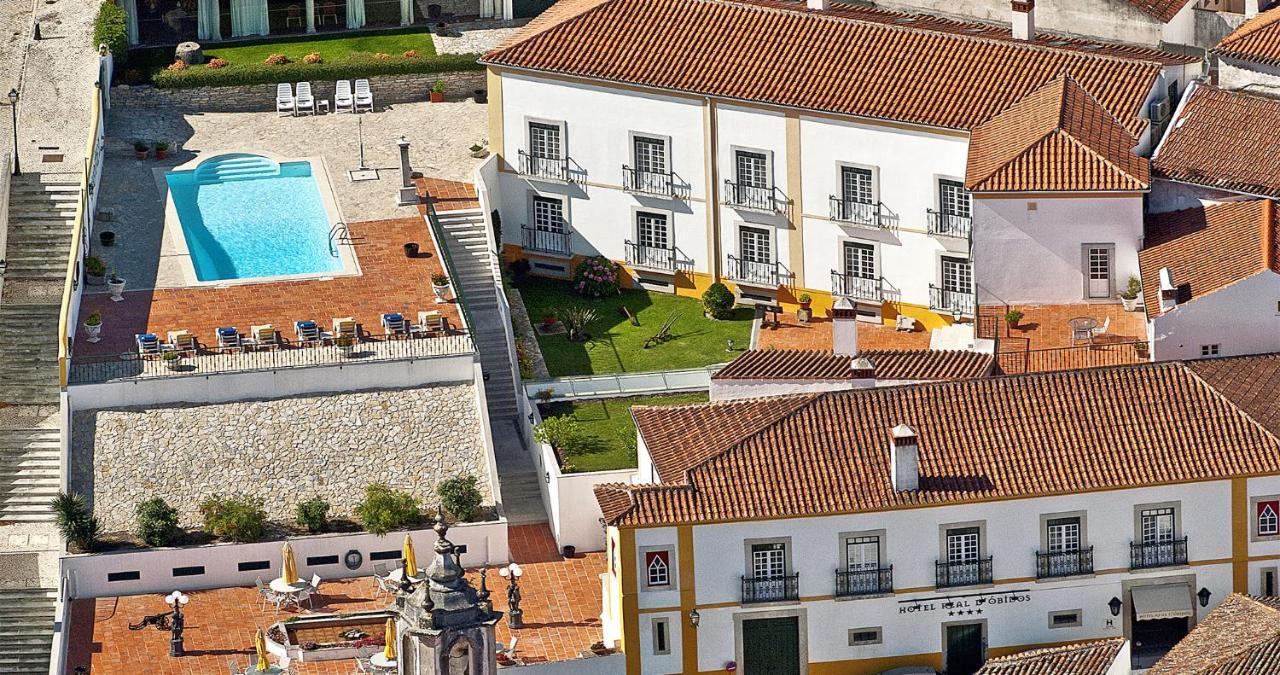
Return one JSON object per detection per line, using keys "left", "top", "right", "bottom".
{"left": 51, "top": 491, "right": 102, "bottom": 552}
{"left": 560, "top": 305, "right": 597, "bottom": 342}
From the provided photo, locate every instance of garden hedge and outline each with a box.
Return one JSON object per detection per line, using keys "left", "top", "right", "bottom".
{"left": 94, "top": 0, "right": 130, "bottom": 62}
{"left": 152, "top": 52, "right": 483, "bottom": 89}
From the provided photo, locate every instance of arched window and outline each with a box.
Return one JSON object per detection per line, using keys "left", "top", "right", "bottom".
{"left": 448, "top": 638, "right": 473, "bottom": 675}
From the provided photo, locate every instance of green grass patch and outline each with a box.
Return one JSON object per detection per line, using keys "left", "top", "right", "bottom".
{"left": 516, "top": 277, "right": 754, "bottom": 376}
{"left": 539, "top": 393, "right": 708, "bottom": 473}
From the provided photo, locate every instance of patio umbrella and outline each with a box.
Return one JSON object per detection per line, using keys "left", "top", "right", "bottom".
{"left": 282, "top": 542, "right": 299, "bottom": 586}
{"left": 384, "top": 618, "right": 397, "bottom": 661}
{"left": 402, "top": 535, "right": 418, "bottom": 577}
{"left": 254, "top": 627, "right": 270, "bottom": 673}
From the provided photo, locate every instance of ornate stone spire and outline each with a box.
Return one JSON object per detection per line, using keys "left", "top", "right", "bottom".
{"left": 427, "top": 507, "right": 464, "bottom": 589}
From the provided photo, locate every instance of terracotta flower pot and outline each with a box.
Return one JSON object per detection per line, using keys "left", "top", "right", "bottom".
{"left": 430, "top": 91, "right": 444, "bottom": 103}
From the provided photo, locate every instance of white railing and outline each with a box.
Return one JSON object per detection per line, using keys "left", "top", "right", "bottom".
{"left": 523, "top": 365, "right": 722, "bottom": 401}
{"left": 0, "top": 154, "right": 11, "bottom": 291}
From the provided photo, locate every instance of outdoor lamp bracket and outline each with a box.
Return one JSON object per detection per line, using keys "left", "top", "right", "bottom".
{"left": 1198, "top": 587, "right": 1212, "bottom": 607}
{"left": 1108, "top": 596, "right": 1123, "bottom": 617}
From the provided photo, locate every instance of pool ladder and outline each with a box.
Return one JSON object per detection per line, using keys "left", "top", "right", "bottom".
{"left": 328, "top": 222, "right": 351, "bottom": 257}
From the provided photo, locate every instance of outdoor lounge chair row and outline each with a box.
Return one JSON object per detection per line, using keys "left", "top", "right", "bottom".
{"left": 134, "top": 313, "right": 448, "bottom": 356}
{"left": 277, "top": 80, "right": 374, "bottom": 116}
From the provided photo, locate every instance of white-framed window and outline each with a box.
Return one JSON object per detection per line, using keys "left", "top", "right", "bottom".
{"left": 848, "top": 627, "right": 883, "bottom": 646}
{"left": 739, "top": 226, "right": 772, "bottom": 264}
{"left": 844, "top": 242, "right": 875, "bottom": 280}
{"left": 1046, "top": 517, "right": 1081, "bottom": 553}
{"left": 532, "top": 196, "right": 565, "bottom": 233}
{"left": 1049, "top": 610, "right": 1082, "bottom": 629}
{"left": 643, "top": 548, "right": 672, "bottom": 589}
{"left": 633, "top": 135, "right": 668, "bottom": 175}
{"left": 938, "top": 178, "right": 971, "bottom": 217}
{"left": 1201, "top": 344, "right": 1221, "bottom": 357}
{"left": 1085, "top": 245, "right": 1114, "bottom": 299}
{"left": 841, "top": 166, "right": 874, "bottom": 205}
{"left": 735, "top": 150, "right": 770, "bottom": 189}
{"left": 946, "top": 527, "right": 980, "bottom": 564}
{"left": 528, "top": 121, "right": 562, "bottom": 159}
{"left": 751, "top": 542, "right": 787, "bottom": 580}
{"left": 1261, "top": 501, "right": 1280, "bottom": 537}
{"left": 637, "top": 212, "right": 669, "bottom": 250}
{"left": 845, "top": 535, "right": 880, "bottom": 571}
{"left": 941, "top": 256, "right": 973, "bottom": 294}
{"left": 1140, "top": 507, "right": 1176, "bottom": 544}
{"left": 651, "top": 617, "right": 671, "bottom": 655}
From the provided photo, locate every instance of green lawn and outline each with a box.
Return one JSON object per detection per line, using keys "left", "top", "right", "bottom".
{"left": 516, "top": 277, "right": 755, "bottom": 376}
{"left": 539, "top": 393, "right": 709, "bottom": 473}
{"left": 202, "top": 28, "right": 437, "bottom": 63}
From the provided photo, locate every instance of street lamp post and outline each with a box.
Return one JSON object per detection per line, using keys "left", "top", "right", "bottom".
{"left": 499, "top": 562, "right": 524, "bottom": 628}
{"left": 7, "top": 88, "right": 19, "bottom": 176}
{"left": 165, "top": 590, "right": 190, "bottom": 656}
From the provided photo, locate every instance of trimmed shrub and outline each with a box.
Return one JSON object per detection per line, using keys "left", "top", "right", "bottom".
{"left": 151, "top": 52, "right": 482, "bottom": 89}
{"left": 199, "top": 494, "right": 267, "bottom": 543}
{"left": 438, "top": 476, "right": 483, "bottom": 522}
{"left": 135, "top": 497, "right": 180, "bottom": 547}
{"left": 295, "top": 496, "right": 330, "bottom": 534}
{"left": 702, "top": 282, "right": 735, "bottom": 319}
{"left": 534, "top": 416, "right": 590, "bottom": 457}
{"left": 93, "top": 1, "right": 129, "bottom": 62}
{"left": 572, "top": 256, "right": 620, "bottom": 298}
{"left": 51, "top": 491, "right": 101, "bottom": 553}
{"left": 355, "top": 484, "right": 420, "bottom": 535}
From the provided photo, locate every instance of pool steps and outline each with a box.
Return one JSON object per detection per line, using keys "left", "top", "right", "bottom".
{"left": 192, "top": 153, "right": 282, "bottom": 184}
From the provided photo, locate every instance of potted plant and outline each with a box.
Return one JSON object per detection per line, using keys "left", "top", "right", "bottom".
{"left": 796, "top": 293, "right": 813, "bottom": 323}
{"left": 336, "top": 335, "right": 355, "bottom": 358}
{"left": 562, "top": 544, "right": 576, "bottom": 558}
{"left": 430, "top": 79, "right": 445, "bottom": 103}
{"left": 1119, "top": 274, "right": 1142, "bottom": 311}
{"left": 107, "top": 269, "right": 126, "bottom": 302}
{"left": 162, "top": 350, "right": 183, "bottom": 371}
{"left": 133, "top": 140, "right": 149, "bottom": 160}
{"left": 542, "top": 313, "right": 557, "bottom": 328}
{"left": 84, "top": 255, "right": 107, "bottom": 285}
{"left": 82, "top": 311, "right": 103, "bottom": 343}
{"left": 99, "top": 230, "right": 116, "bottom": 247}
{"left": 1005, "top": 309, "right": 1024, "bottom": 329}
{"left": 432, "top": 272, "right": 451, "bottom": 301}
{"left": 403, "top": 242, "right": 419, "bottom": 258}
{"left": 469, "top": 142, "right": 488, "bottom": 159}
{"left": 154, "top": 141, "right": 170, "bottom": 160}
{"left": 589, "top": 641, "right": 612, "bottom": 656}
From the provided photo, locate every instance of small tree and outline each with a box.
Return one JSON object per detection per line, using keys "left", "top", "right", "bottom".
{"left": 93, "top": 1, "right": 129, "bottom": 61}
{"left": 355, "top": 484, "right": 420, "bottom": 535}
{"left": 135, "top": 496, "right": 180, "bottom": 547}
{"left": 702, "top": 282, "right": 735, "bottom": 319}
{"left": 534, "top": 416, "right": 589, "bottom": 457}
{"left": 438, "top": 476, "right": 484, "bottom": 522}
{"left": 295, "top": 496, "right": 331, "bottom": 534}
{"left": 51, "top": 491, "right": 101, "bottom": 553}
{"left": 199, "top": 494, "right": 267, "bottom": 543}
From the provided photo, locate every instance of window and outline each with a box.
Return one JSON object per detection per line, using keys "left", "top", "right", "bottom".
{"left": 752, "top": 542, "right": 787, "bottom": 580}
{"left": 637, "top": 212, "right": 669, "bottom": 250}
{"left": 939, "top": 179, "right": 971, "bottom": 217}
{"left": 1085, "top": 245, "right": 1113, "bottom": 299}
{"left": 841, "top": 166, "right": 874, "bottom": 205}
{"left": 532, "top": 196, "right": 565, "bottom": 234}
{"left": 1260, "top": 501, "right": 1280, "bottom": 537}
{"left": 1140, "top": 507, "right": 1175, "bottom": 544}
{"left": 634, "top": 136, "right": 668, "bottom": 175}
{"left": 1264, "top": 569, "right": 1277, "bottom": 597}
{"left": 941, "top": 256, "right": 973, "bottom": 295}
{"left": 529, "top": 122, "right": 562, "bottom": 159}
{"left": 848, "top": 627, "right": 883, "bottom": 646}
{"left": 735, "top": 151, "right": 769, "bottom": 189}
{"left": 843, "top": 242, "right": 875, "bottom": 280}
{"left": 1046, "top": 517, "right": 1081, "bottom": 553}
{"left": 1048, "top": 610, "right": 1082, "bottom": 628}
{"left": 1201, "top": 344, "right": 1221, "bottom": 357}
{"left": 946, "top": 527, "right": 980, "bottom": 564}
{"left": 845, "top": 535, "right": 880, "bottom": 571}
{"left": 652, "top": 618, "right": 671, "bottom": 655}
{"left": 645, "top": 549, "right": 671, "bottom": 588}
{"left": 739, "top": 227, "right": 772, "bottom": 264}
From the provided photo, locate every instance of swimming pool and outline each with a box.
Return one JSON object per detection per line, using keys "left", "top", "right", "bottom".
{"left": 166, "top": 154, "right": 343, "bottom": 283}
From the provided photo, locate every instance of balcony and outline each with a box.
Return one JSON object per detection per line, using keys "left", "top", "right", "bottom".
{"left": 830, "top": 271, "right": 883, "bottom": 303}
{"left": 741, "top": 574, "right": 800, "bottom": 604}
{"left": 624, "top": 240, "right": 677, "bottom": 272}
{"left": 927, "top": 209, "right": 973, "bottom": 239}
{"left": 521, "top": 225, "right": 572, "bottom": 256}
{"left": 622, "top": 165, "right": 676, "bottom": 198}
{"left": 1130, "top": 537, "right": 1188, "bottom": 570}
{"left": 1035, "top": 547, "right": 1094, "bottom": 579}
{"left": 929, "top": 284, "right": 975, "bottom": 316}
{"left": 835, "top": 566, "right": 893, "bottom": 598}
{"left": 518, "top": 150, "right": 571, "bottom": 182}
{"left": 726, "top": 254, "right": 781, "bottom": 287}
{"left": 936, "top": 557, "right": 993, "bottom": 588}
{"left": 829, "top": 197, "right": 883, "bottom": 228}
{"left": 722, "top": 180, "right": 787, "bottom": 213}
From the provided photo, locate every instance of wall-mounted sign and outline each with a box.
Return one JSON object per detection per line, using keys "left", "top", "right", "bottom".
{"left": 898, "top": 589, "right": 1032, "bottom": 617}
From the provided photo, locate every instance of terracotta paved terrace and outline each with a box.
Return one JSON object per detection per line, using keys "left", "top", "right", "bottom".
{"left": 64, "top": 525, "right": 605, "bottom": 674}
{"left": 756, "top": 315, "right": 932, "bottom": 351}
{"left": 992, "top": 303, "right": 1148, "bottom": 374}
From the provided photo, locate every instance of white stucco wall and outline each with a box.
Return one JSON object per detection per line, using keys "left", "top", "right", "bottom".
{"left": 1219, "top": 58, "right": 1280, "bottom": 97}
{"left": 716, "top": 103, "right": 794, "bottom": 288}
{"left": 875, "top": 0, "right": 1165, "bottom": 45}
{"left": 1149, "top": 270, "right": 1280, "bottom": 360}
{"left": 972, "top": 195, "right": 1144, "bottom": 305}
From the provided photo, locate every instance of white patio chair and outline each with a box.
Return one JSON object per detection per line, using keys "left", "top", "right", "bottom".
{"left": 1092, "top": 316, "right": 1111, "bottom": 337}
{"left": 372, "top": 562, "right": 398, "bottom": 598}
{"left": 497, "top": 636, "right": 518, "bottom": 659}
{"left": 250, "top": 324, "right": 278, "bottom": 350}
{"left": 293, "top": 587, "right": 313, "bottom": 610}
{"left": 334, "top": 80, "right": 354, "bottom": 113}
{"left": 255, "top": 577, "right": 278, "bottom": 611}
{"left": 276, "top": 83, "right": 295, "bottom": 116}
{"left": 354, "top": 78, "right": 373, "bottom": 112}
{"left": 295, "top": 81, "right": 316, "bottom": 115}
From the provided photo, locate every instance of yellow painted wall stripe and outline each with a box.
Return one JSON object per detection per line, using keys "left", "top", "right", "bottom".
{"left": 619, "top": 527, "right": 641, "bottom": 673}
{"left": 678, "top": 525, "right": 698, "bottom": 674}
{"left": 1234, "top": 477, "right": 1249, "bottom": 592}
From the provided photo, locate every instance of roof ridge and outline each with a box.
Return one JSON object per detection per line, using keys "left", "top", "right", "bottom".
{"left": 1057, "top": 130, "right": 1148, "bottom": 188}
{"left": 1179, "top": 360, "right": 1280, "bottom": 449}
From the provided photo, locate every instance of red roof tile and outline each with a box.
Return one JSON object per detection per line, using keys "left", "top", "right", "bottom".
{"left": 1125, "top": 0, "right": 1193, "bottom": 22}
{"left": 1153, "top": 85, "right": 1280, "bottom": 199}
{"left": 1214, "top": 6, "right": 1280, "bottom": 67}
{"left": 977, "top": 638, "right": 1126, "bottom": 675}
{"left": 1150, "top": 594, "right": 1280, "bottom": 674}
{"left": 712, "top": 349, "right": 994, "bottom": 382}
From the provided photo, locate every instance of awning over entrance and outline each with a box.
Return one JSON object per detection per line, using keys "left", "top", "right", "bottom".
{"left": 1132, "top": 583, "right": 1193, "bottom": 621}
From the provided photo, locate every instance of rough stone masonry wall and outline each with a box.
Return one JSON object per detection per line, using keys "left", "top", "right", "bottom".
{"left": 110, "top": 70, "right": 487, "bottom": 112}
{"left": 72, "top": 383, "right": 492, "bottom": 531}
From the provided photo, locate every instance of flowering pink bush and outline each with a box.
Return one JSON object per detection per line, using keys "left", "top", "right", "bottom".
{"left": 373, "top": 52, "right": 391, "bottom": 61}
{"left": 302, "top": 52, "right": 323, "bottom": 64}
{"left": 263, "top": 53, "right": 290, "bottom": 65}
{"left": 206, "top": 57, "right": 227, "bottom": 69}
{"left": 403, "top": 49, "right": 419, "bottom": 59}
{"left": 572, "top": 256, "right": 620, "bottom": 298}
{"left": 166, "top": 60, "right": 187, "bottom": 71}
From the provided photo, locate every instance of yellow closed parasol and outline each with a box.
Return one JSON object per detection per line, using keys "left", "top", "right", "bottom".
{"left": 384, "top": 618, "right": 397, "bottom": 661}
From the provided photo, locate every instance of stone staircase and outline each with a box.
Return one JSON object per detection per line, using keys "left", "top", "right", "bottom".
{"left": 0, "top": 587, "right": 57, "bottom": 674}
{"left": 0, "top": 428, "right": 60, "bottom": 523}
{"left": 436, "top": 208, "right": 548, "bottom": 524}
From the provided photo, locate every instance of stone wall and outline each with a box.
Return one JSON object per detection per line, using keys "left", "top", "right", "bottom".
{"left": 111, "top": 70, "right": 487, "bottom": 112}
{"left": 72, "top": 383, "right": 493, "bottom": 531}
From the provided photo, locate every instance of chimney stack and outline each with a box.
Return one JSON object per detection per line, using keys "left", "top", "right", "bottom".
{"left": 1247, "top": 0, "right": 1260, "bottom": 18}
{"left": 832, "top": 297, "right": 859, "bottom": 356}
{"left": 1159, "top": 267, "right": 1177, "bottom": 313}
{"left": 807, "top": 0, "right": 830, "bottom": 9}
{"left": 850, "top": 356, "right": 876, "bottom": 389}
{"left": 1012, "top": 0, "right": 1035, "bottom": 41}
{"left": 890, "top": 424, "right": 919, "bottom": 492}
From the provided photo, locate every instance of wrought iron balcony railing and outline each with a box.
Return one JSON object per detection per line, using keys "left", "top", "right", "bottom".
{"left": 835, "top": 566, "right": 893, "bottom": 598}
{"left": 521, "top": 225, "right": 572, "bottom": 256}
{"left": 830, "top": 197, "right": 882, "bottom": 228}
{"left": 1035, "top": 547, "right": 1094, "bottom": 579}
{"left": 725, "top": 254, "right": 780, "bottom": 287}
{"left": 830, "top": 271, "right": 883, "bottom": 303}
{"left": 1130, "top": 537, "right": 1188, "bottom": 570}
{"left": 624, "top": 240, "right": 676, "bottom": 271}
{"left": 927, "top": 209, "right": 973, "bottom": 239}
{"left": 742, "top": 574, "right": 800, "bottom": 604}
{"left": 518, "top": 149, "right": 571, "bottom": 182}
{"left": 622, "top": 165, "right": 675, "bottom": 197}
{"left": 936, "top": 557, "right": 993, "bottom": 588}
{"left": 929, "top": 284, "right": 975, "bottom": 316}
{"left": 723, "top": 180, "right": 786, "bottom": 213}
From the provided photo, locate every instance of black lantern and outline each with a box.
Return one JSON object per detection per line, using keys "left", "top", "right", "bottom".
{"left": 7, "top": 88, "right": 19, "bottom": 176}
{"left": 1198, "top": 587, "right": 1212, "bottom": 607}
{"left": 1108, "top": 596, "right": 1123, "bottom": 617}
{"left": 689, "top": 608, "right": 700, "bottom": 628}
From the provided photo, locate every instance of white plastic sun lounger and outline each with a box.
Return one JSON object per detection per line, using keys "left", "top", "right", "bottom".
{"left": 334, "top": 80, "right": 354, "bottom": 113}
{"left": 294, "top": 81, "right": 316, "bottom": 115}
{"left": 354, "top": 78, "right": 374, "bottom": 112}
{"left": 276, "top": 83, "right": 294, "bottom": 116}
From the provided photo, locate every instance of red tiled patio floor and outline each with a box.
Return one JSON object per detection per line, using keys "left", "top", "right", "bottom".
{"left": 756, "top": 315, "right": 932, "bottom": 351}
{"left": 994, "top": 303, "right": 1146, "bottom": 351}
{"left": 417, "top": 177, "right": 480, "bottom": 213}
{"left": 64, "top": 525, "right": 605, "bottom": 674}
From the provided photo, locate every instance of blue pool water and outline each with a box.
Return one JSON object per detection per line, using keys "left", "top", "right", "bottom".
{"left": 166, "top": 154, "right": 341, "bottom": 282}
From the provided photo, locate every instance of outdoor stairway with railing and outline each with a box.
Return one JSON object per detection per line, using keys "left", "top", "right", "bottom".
{"left": 0, "top": 587, "right": 57, "bottom": 674}
{"left": 0, "top": 428, "right": 60, "bottom": 523}
{"left": 435, "top": 207, "right": 548, "bottom": 524}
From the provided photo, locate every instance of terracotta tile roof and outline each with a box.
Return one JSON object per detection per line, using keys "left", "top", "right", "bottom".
{"left": 1153, "top": 85, "right": 1280, "bottom": 198}
{"left": 976, "top": 638, "right": 1126, "bottom": 675}
{"left": 965, "top": 76, "right": 1149, "bottom": 192}
{"left": 1149, "top": 594, "right": 1280, "bottom": 674}
{"left": 712, "top": 349, "right": 994, "bottom": 382}
{"left": 1125, "top": 0, "right": 1193, "bottom": 22}
{"left": 598, "top": 356, "right": 1280, "bottom": 526}
{"left": 1138, "top": 200, "right": 1278, "bottom": 316}
{"left": 1214, "top": 6, "right": 1280, "bottom": 67}
{"left": 483, "top": 0, "right": 1170, "bottom": 134}
{"left": 1188, "top": 354, "right": 1280, "bottom": 437}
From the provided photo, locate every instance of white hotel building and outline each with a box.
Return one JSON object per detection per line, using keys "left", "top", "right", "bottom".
{"left": 480, "top": 0, "right": 1199, "bottom": 330}
{"left": 593, "top": 353, "right": 1280, "bottom": 674}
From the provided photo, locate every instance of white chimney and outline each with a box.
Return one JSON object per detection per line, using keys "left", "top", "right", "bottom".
{"left": 807, "top": 0, "right": 830, "bottom": 9}
{"left": 1247, "top": 0, "right": 1260, "bottom": 18}
{"left": 850, "top": 356, "right": 876, "bottom": 389}
{"left": 832, "top": 297, "right": 859, "bottom": 356}
{"left": 1012, "top": 0, "right": 1035, "bottom": 41}
{"left": 890, "top": 424, "right": 919, "bottom": 492}
{"left": 1159, "top": 267, "right": 1177, "bottom": 312}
